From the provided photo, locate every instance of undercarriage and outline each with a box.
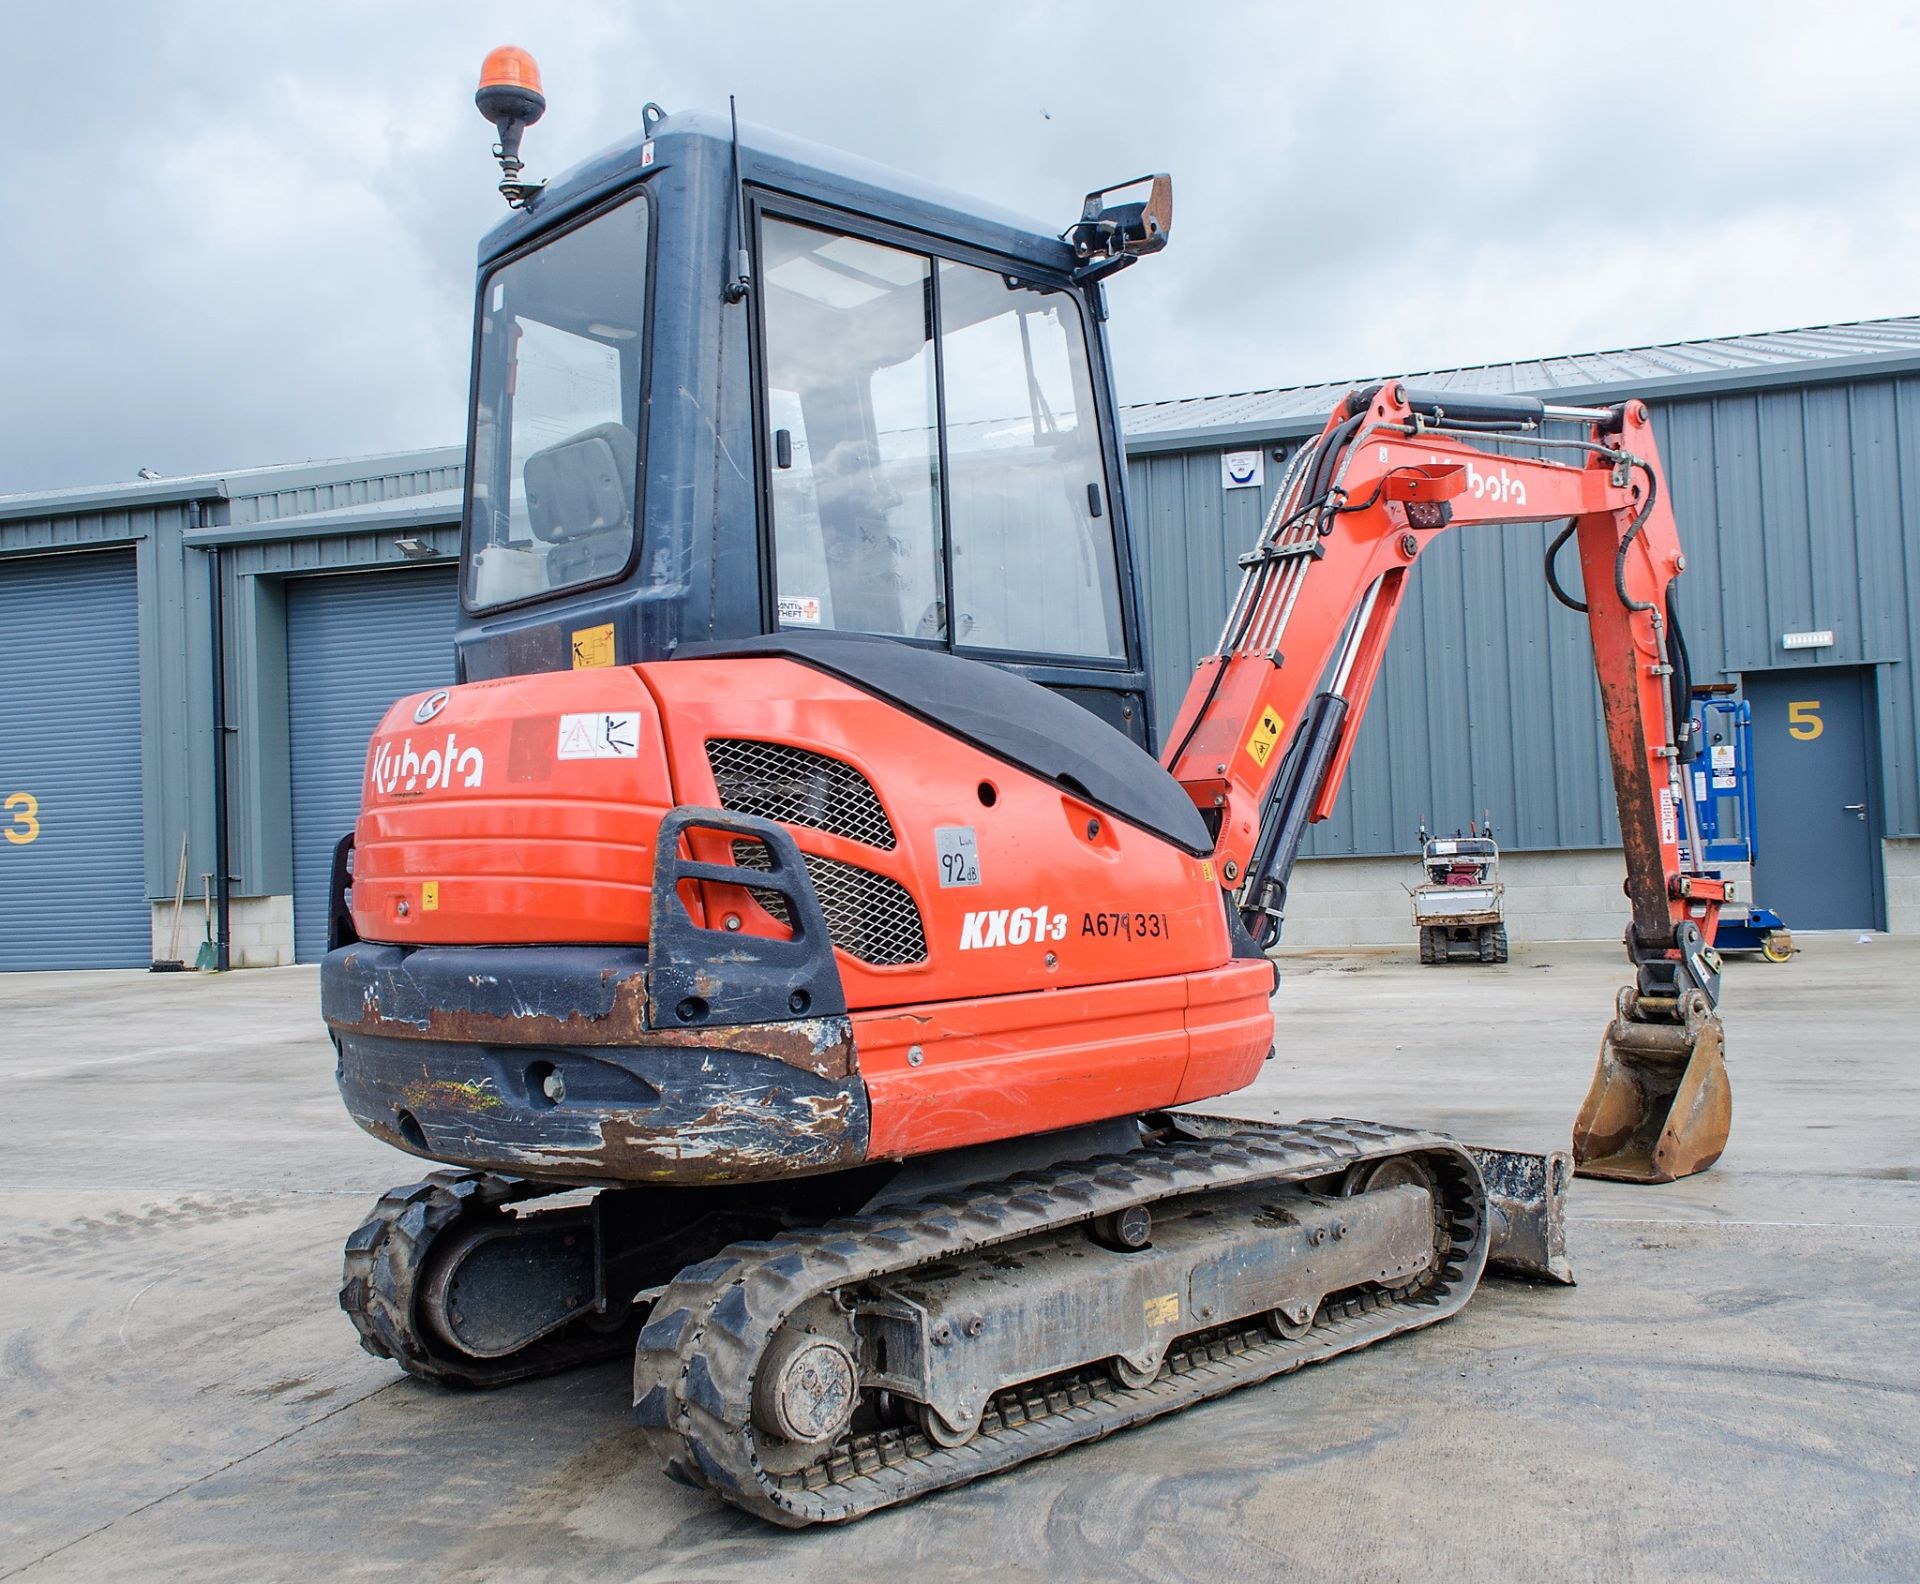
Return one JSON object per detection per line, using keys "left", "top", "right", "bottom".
{"left": 340, "top": 1114, "right": 1569, "bottom": 1523}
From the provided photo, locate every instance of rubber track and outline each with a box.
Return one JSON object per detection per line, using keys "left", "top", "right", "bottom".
{"left": 340, "top": 1170, "right": 635, "bottom": 1387}
{"left": 632, "top": 1117, "right": 1487, "bottom": 1525}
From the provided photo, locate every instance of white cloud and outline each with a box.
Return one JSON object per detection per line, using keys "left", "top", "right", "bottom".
{"left": 4, "top": 0, "right": 1918, "bottom": 491}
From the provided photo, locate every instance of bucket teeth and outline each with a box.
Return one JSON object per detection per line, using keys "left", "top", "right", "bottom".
{"left": 1572, "top": 987, "right": 1730, "bottom": 1183}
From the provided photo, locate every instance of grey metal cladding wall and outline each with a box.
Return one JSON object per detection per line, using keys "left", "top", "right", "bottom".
{"left": 286, "top": 565, "right": 460, "bottom": 961}
{"left": 1, "top": 503, "right": 157, "bottom": 556}
{"left": 221, "top": 532, "right": 462, "bottom": 905}
{"left": 1294, "top": 518, "right": 1620, "bottom": 856}
{"left": 1657, "top": 377, "right": 1919, "bottom": 836}
{"left": 0, "top": 549, "right": 150, "bottom": 968}
{"left": 1125, "top": 372, "right": 1920, "bottom": 857}
{"left": 1129, "top": 446, "right": 1275, "bottom": 716}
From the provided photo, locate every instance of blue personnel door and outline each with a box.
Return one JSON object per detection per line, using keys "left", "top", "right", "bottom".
{"left": 287, "top": 567, "right": 459, "bottom": 962}
{"left": 1744, "top": 667, "right": 1881, "bottom": 931}
{"left": 0, "top": 549, "right": 150, "bottom": 969}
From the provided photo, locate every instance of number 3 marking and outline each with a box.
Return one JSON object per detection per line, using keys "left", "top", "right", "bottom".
{"left": 1787, "top": 700, "right": 1823, "bottom": 741}
{"left": 4, "top": 791, "right": 39, "bottom": 845}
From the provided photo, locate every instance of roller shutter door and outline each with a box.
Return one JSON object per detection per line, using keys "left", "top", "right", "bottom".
{"left": 0, "top": 550, "right": 149, "bottom": 970}
{"left": 287, "top": 566, "right": 458, "bottom": 962}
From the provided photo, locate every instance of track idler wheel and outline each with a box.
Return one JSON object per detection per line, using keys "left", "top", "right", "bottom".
{"left": 1572, "top": 987, "right": 1730, "bottom": 1184}
{"left": 749, "top": 1298, "right": 865, "bottom": 1473}
{"left": 340, "top": 1171, "right": 637, "bottom": 1387}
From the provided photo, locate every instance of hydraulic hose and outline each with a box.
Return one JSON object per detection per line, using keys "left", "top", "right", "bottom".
{"left": 1614, "top": 461, "right": 1658, "bottom": 613}
{"left": 1666, "top": 581, "right": 1698, "bottom": 763}
{"left": 1163, "top": 415, "right": 1360, "bottom": 773}
{"left": 1544, "top": 520, "right": 1586, "bottom": 613}
{"left": 1545, "top": 457, "right": 1660, "bottom": 615}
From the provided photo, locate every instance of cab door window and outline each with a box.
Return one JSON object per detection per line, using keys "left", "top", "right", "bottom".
{"left": 761, "top": 219, "right": 945, "bottom": 640}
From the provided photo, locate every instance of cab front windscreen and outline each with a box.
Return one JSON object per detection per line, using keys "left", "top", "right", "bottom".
{"left": 465, "top": 192, "right": 650, "bottom": 610}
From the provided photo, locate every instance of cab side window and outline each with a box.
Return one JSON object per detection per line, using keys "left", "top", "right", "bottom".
{"left": 759, "top": 216, "right": 1124, "bottom": 661}
{"left": 937, "top": 259, "right": 1122, "bottom": 658}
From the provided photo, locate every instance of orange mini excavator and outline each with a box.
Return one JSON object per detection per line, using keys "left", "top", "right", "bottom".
{"left": 322, "top": 53, "right": 1729, "bottom": 1525}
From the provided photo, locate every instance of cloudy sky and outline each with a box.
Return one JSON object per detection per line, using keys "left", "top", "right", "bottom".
{"left": 6, "top": 1, "right": 1919, "bottom": 494}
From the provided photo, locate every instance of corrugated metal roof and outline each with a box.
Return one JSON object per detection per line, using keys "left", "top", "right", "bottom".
{"left": 184, "top": 487, "right": 464, "bottom": 546}
{"left": 0, "top": 445, "right": 463, "bottom": 526}
{"left": 1121, "top": 314, "right": 1920, "bottom": 450}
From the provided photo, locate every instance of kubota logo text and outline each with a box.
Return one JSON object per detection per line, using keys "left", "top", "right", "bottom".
{"left": 1430, "top": 455, "right": 1527, "bottom": 508}
{"left": 371, "top": 733, "right": 485, "bottom": 796}
{"left": 959, "top": 906, "right": 1068, "bottom": 950}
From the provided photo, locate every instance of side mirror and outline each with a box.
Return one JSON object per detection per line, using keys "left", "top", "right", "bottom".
{"left": 1066, "top": 174, "right": 1172, "bottom": 272}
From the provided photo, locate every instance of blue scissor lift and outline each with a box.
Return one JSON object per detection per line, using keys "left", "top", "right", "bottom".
{"left": 1689, "top": 688, "right": 1793, "bottom": 962}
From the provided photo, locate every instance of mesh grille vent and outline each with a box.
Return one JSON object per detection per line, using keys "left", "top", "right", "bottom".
{"left": 705, "top": 739, "right": 896, "bottom": 850}
{"left": 732, "top": 841, "right": 927, "bottom": 967}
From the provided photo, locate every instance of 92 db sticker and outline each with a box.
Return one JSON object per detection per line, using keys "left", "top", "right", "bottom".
{"left": 934, "top": 826, "right": 980, "bottom": 887}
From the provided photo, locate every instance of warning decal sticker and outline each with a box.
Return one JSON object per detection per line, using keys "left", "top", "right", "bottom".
{"left": 571, "top": 623, "right": 615, "bottom": 669}
{"left": 1244, "top": 705, "right": 1285, "bottom": 768}
{"left": 558, "top": 713, "right": 640, "bottom": 760}
{"left": 778, "top": 595, "right": 823, "bottom": 625}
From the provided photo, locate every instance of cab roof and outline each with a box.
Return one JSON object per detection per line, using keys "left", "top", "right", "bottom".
{"left": 478, "top": 108, "right": 1079, "bottom": 276}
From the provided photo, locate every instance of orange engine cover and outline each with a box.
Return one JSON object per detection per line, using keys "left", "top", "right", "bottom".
{"left": 352, "top": 668, "right": 674, "bottom": 946}
{"left": 343, "top": 653, "right": 1276, "bottom": 1165}
{"left": 354, "top": 657, "right": 1232, "bottom": 1008}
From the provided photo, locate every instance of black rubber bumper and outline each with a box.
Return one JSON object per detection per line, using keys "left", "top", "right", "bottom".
{"left": 321, "top": 941, "right": 871, "bottom": 1186}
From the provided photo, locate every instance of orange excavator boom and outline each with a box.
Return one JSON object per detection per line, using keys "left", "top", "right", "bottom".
{"left": 1159, "top": 381, "right": 1730, "bottom": 1182}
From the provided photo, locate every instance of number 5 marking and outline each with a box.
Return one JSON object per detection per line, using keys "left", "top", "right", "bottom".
{"left": 1787, "top": 700, "right": 1823, "bottom": 741}
{"left": 4, "top": 791, "right": 39, "bottom": 845}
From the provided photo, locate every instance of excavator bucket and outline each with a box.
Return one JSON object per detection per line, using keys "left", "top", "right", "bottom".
{"left": 1572, "top": 986, "right": 1730, "bottom": 1183}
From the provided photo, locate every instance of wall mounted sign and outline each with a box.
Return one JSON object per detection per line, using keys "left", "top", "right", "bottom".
{"left": 1221, "top": 450, "right": 1264, "bottom": 490}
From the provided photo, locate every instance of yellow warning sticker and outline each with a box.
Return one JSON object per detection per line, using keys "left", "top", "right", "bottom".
{"left": 1199, "top": 859, "right": 1215, "bottom": 883}
{"left": 571, "top": 622, "right": 615, "bottom": 669}
{"left": 422, "top": 881, "right": 440, "bottom": 912}
{"left": 1144, "top": 1293, "right": 1181, "bottom": 1327}
{"left": 1244, "top": 706, "right": 1285, "bottom": 768}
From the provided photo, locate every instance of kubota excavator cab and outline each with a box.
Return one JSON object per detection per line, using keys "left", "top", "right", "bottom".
{"left": 452, "top": 104, "right": 1164, "bottom": 747}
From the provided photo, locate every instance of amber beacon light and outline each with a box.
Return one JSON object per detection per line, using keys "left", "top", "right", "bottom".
{"left": 476, "top": 46, "right": 547, "bottom": 208}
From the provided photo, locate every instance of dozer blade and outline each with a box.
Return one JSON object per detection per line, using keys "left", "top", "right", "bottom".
{"left": 1572, "top": 986, "right": 1730, "bottom": 1183}
{"left": 1468, "top": 1146, "right": 1575, "bottom": 1283}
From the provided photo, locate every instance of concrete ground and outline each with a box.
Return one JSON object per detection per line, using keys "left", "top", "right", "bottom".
{"left": 2, "top": 937, "right": 1916, "bottom": 1583}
